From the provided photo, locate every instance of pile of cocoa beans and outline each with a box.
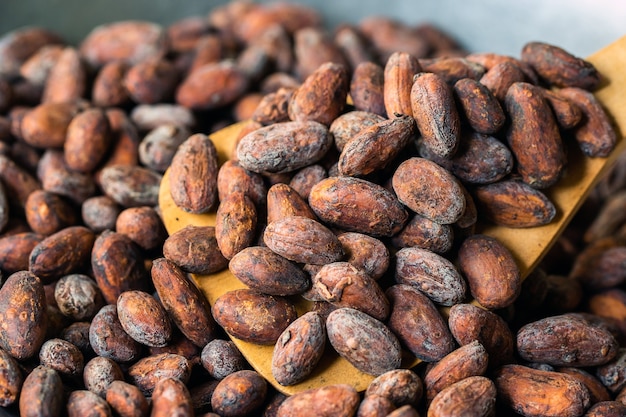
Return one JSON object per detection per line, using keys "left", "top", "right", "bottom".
{"left": 0, "top": 1, "right": 625, "bottom": 416}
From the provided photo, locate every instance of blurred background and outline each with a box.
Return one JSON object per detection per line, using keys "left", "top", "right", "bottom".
{"left": 1, "top": 0, "right": 626, "bottom": 57}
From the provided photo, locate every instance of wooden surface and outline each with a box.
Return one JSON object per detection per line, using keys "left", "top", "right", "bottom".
{"left": 158, "top": 35, "right": 626, "bottom": 395}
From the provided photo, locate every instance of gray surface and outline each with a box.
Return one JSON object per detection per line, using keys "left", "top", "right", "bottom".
{"left": 1, "top": 0, "right": 626, "bottom": 56}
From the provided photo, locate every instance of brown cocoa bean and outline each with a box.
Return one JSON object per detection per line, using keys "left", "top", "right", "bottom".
{"left": 472, "top": 179, "right": 556, "bottom": 227}
{"left": 41, "top": 47, "right": 87, "bottom": 104}
{"left": 386, "top": 284, "right": 456, "bottom": 362}
{"left": 276, "top": 384, "right": 359, "bottom": 417}
{"left": 517, "top": 314, "right": 618, "bottom": 367}
{"left": 326, "top": 307, "right": 401, "bottom": 376}
{"left": 251, "top": 87, "right": 295, "bottom": 125}
{"left": 83, "top": 356, "right": 124, "bottom": 398}
{"left": 236, "top": 120, "right": 332, "bottom": 174}
{"left": 20, "top": 102, "right": 77, "bottom": 149}
{"left": 89, "top": 305, "right": 143, "bottom": 363}
{"left": 479, "top": 60, "right": 527, "bottom": 102}
{"left": 67, "top": 390, "right": 112, "bottom": 417}
{"left": 272, "top": 311, "right": 326, "bottom": 386}
{"left": 211, "top": 370, "right": 268, "bottom": 417}
{"left": 116, "top": 290, "right": 172, "bottom": 347}
{"left": 212, "top": 288, "right": 297, "bottom": 344}
{"left": 424, "top": 340, "right": 489, "bottom": 403}
{"left": 127, "top": 353, "right": 191, "bottom": 396}
{"left": 453, "top": 77, "right": 505, "bottom": 134}
{"left": 419, "top": 131, "right": 513, "bottom": 185}
{"left": 420, "top": 56, "right": 485, "bottom": 84}
{"left": 229, "top": 246, "right": 310, "bottom": 296}
{"left": 54, "top": 274, "right": 104, "bottom": 321}
{"left": 505, "top": 81, "right": 566, "bottom": 189}
{"left": 521, "top": 41, "right": 600, "bottom": 90}
{"left": 124, "top": 57, "right": 179, "bottom": 104}
{"left": 91, "top": 230, "right": 149, "bottom": 305}
{"left": 384, "top": 51, "right": 421, "bottom": 118}
{"left": 25, "top": 190, "right": 77, "bottom": 235}
{"left": 541, "top": 87, "right": 583, "bottom": 129}
{"left": 38, "top": 150, "right": 95, "bottom": 204}
{"left": 338, "top": 232, "right": 389, "bottom": 280}
{"left": 217, "top": 159, "right": 267, "bottom": 207}
{"left": 448, "top": 303, "right": 515, "bottom": 368}
{"left": 457, "top": 234, "right": 521, "bottom": 309}
{"left": 215, "top": 191, "right": 257, "bottom": 259}
{"left": 151, "top": 258, "right": 218, "bottom": 347}
{"left": 0, "top": 347, "right": 23, "bottom": 407}
{"left": 356, "top": 395, "right": 395, "bottom": 417}
{"left": 28, "top": 226, "right": 94, "bottom": 284}
{"left": 427, "top": 376, "right": 496, "bottom": 417}
{"left": 0, "top": 27, "right": 63, "bottom": 78}
{"left": 105, "top": 380, "right": 150, "bottom": 417}
{"left": 200, "top": 339, "right": 248, "bottom": 380}
{"left": 162, "top": 225, "right": 229, "bottom": 275}
{"left": 557, "top": 86, "right": 618, "bottom": 158}
{"left": 176, "top": 60, "right": 248, "bottom": 110}
{"left": 115, "top": 206, "right": 167, "bottom": 251}
{"left": 395, "top": 246, "right": 467, "bottom": 306}
{"left": 91, "top": 61, "right": 131, "bottom": 107}
{"left": 391, "top": 214, "right": 454, "bottom": 254}
{"left": 313, "top": 261, "right": 389, "bottom": 320}
{"left": 99, "top": 164, "right": 162, "bottom": 208}
{"left": 494, "top": 364, "right": 591, "bottom": 417}
{"left": 410, "top": 71, "right": 460, "bottom": 158}
{"left": 151, "top": 378, "right": 193, "bottom": 417}
{"left": 596, "top": 348, "right": 626, "bottom": 394}
{"left": 79, "top": 21, "right": 167, "bottom": 67}
{"left": 309, "top": 176, "right": 408, "bottom": 236}
{"left": 365, "top": 369, "right": 423, "bottom": 407}
{"left": 64, "top": 108, "right": 111, "bottom": 173}
{"left": 18, "top": 365, "right": 64, "bottom": 417}
{"left": 263, "top": 215, "right": 343, "bottom": 265}
{"left": 38, "top": 338, "right": 83, "bottom": 377}
{"left": 557, "top": 367, "right": 611, "bottom": 404}
{"left": 350, "top": 61, "right": 386, "bottom": 117}
{"left": 329, "top": 110, "right": 386, "bottom": 152}
{"left": 338, "top": 114, "right": 416, "bottom": 177}
{"left": 0, "top": 232, "right": 43, "bottom": 273}
{"left": 392, "top": 157, "right": 465, "bottom": 224}
{"left": 266, "top": 182, "right": 317, "bottom": 224}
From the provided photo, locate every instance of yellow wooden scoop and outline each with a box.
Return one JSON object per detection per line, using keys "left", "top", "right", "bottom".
{"left": 158, "top": 36, "right": 626, "bottom": 395}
